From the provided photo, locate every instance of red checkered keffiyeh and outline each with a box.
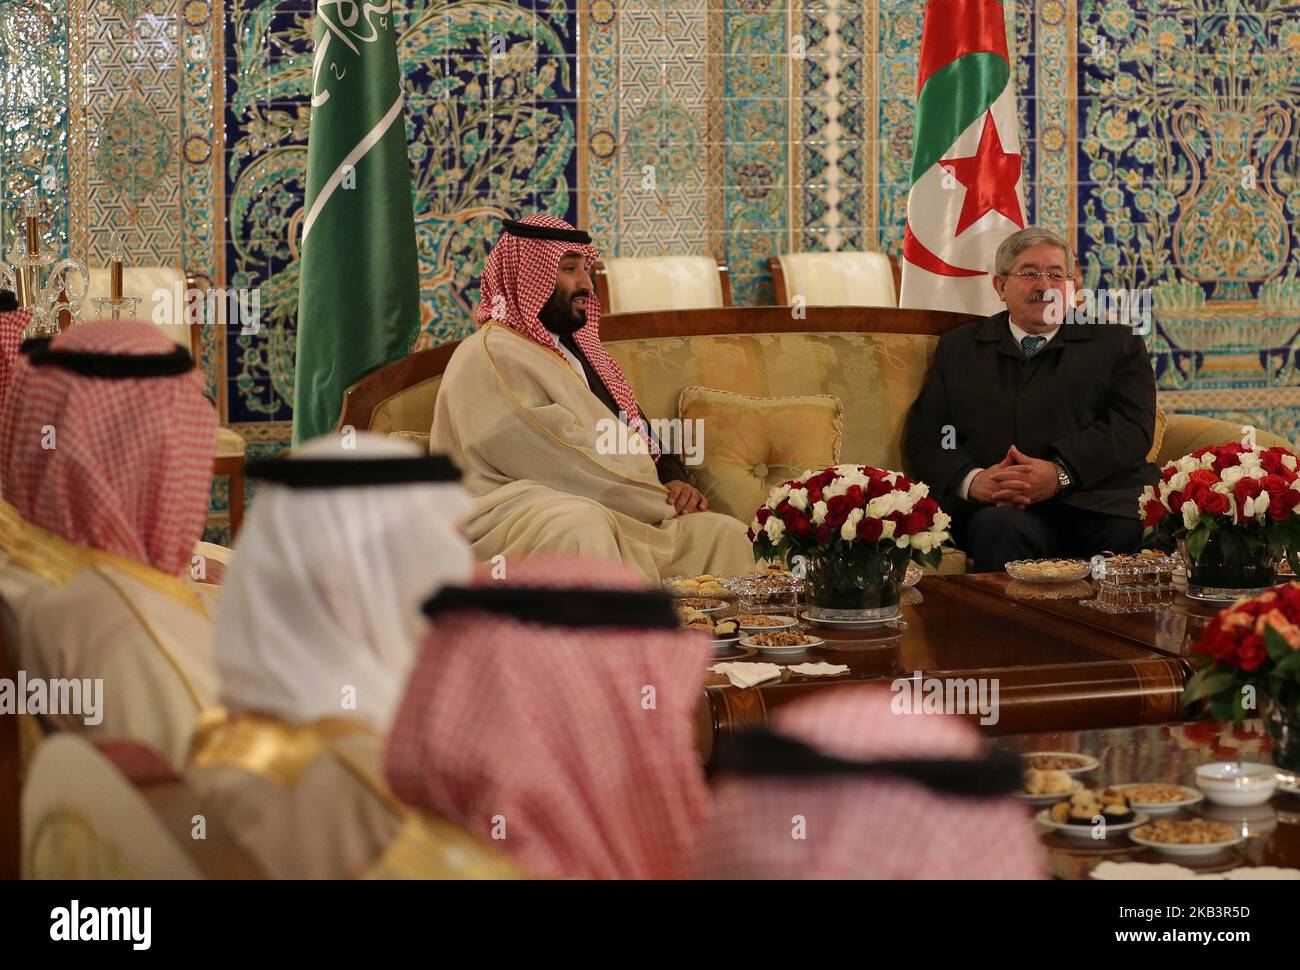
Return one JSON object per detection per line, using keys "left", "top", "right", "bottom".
{"left": 0, "top": 319, "right": 217, "bottom": 577}
{"left": 384, "top": 557, "right": 710, "bottom": 879}
{"left": 0, "top": 307, "right": 31, "bottom": 416}
{"left": 695, "top": 687, "right": 1046, "bottom": 879}
{"left": 476, "top": 214, "right": 659, "bottom": 459}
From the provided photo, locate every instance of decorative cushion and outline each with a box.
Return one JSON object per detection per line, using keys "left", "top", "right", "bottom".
{"left": 677, "top": 387, "right": 842, "bottom": 522}
{"left": 607, "top": 330, "right": 936, "bottom": 471}
{"left": 776, "top": 251, "right": 896, "bottom": 307}
{"left": 601, "top": 256, "right": 724, "bottom": 314}
{"left": 1156, "top": 413, "right": 1293, "bottom": 466}
{"left": 1144, "top": 408, "right": 1168, "bottom": 464}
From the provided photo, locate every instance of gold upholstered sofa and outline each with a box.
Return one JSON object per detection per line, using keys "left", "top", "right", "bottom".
{"left": 337, "top": 306, "right": 1292, "bottom": 574}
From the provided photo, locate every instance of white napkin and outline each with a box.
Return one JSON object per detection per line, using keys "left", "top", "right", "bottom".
{"left": 788, "top": 661, "right": 850, "bottom": 677}
{"left": 709, "top": 662, "right": 783, "bottom": 689}
{"left": 1221, "top": 866, "right": 1300, "bottom": 880}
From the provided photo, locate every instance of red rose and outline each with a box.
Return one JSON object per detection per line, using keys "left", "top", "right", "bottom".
{"left": 785, "top": 512, "right": 811, "bottom": 535}
{"left": 894, "top": 475, "right": 914, "bottom": 492}
{"left": 856, "top": 516, "right": 883, "bottom": 542}
{"left": 915, "top": 496, "right": 940, "bottom": 520}
{"left": 1142, "top": 499, "right": 1167, "bottom": 527}
{"left": 826, "top": 494, "right": 853, "bottom": 527}
{"left": 900, "top": 511, "right": 928, "bottom": 535}
{"left": 1213, "top": 450, "right": 1241, "bottom": 472}
{"left": 1233, "top": 477, "right": 1263, "bottom": 506}
{"left": 756, "top": 507, "right": 771, "bottom": 525}
{"left": 815, "top": 524, "right": 833, "bottom": 546}
{"left": 1261, "top": 474, "right": 1289, "bottom": 499}
{"left": 1200, "top": 491, "right": 1229, "bottom": 517}
{"left": 1187, "top": 469, "right": 1219, "bottom": 488}
{"left": 807, "top": 485, "right": 823, "bottom": 503}
{"left": 1269, "top": 496, "right": 1292, "bottom": 522}
{"left": 1260, "top": 449, "right": 1286, "bottom": 475}
{"left": 746, "top": 527, "right": 756, "bottom": 542}
{"left": 843, "top": 484, "right": 864, "bottom": 507}
{"left": 1235, "top": 636, "right": 1268, "bottom": 672}
{"left": 865, "top": 477, "right": 892, "bottom": 499}
{"left": 1161, "top": 465, "right": 1178, "bottom": 482}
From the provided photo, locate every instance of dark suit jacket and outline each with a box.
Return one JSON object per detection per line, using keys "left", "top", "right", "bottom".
{"left": 902, "top": 310, "right": 1158, "bottom": 519}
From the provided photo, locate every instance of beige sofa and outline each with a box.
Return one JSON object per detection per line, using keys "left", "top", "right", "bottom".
{"left": 337, "top": 306, "right": 1292, "bottom": 573}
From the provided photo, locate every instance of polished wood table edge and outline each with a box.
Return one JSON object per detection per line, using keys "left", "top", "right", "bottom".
{"left": 937, "top": 573, "right": 1199, "bottom": 672}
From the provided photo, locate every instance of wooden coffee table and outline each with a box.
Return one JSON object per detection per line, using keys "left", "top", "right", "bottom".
{"left": 696, "top": 572, "right": 1215, "bottom": 764}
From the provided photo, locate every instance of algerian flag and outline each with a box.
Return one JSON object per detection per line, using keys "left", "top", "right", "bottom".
{"left": 292, "top": 2, "right": 420, "bottom": 445}
{"left": 899, "top": 0, "right": 1026, "bottom": 315}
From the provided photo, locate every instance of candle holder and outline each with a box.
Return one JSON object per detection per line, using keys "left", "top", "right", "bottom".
{"left": 0, "top": 188, "right": 89, "bottom": 339}
{"left": 89, "top": 231, "right": 142, "bottom": 320}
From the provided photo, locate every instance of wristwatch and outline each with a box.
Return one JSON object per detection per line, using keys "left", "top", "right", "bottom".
{"left": 1052, "top": 460, "right": 1072, "bottom": 494}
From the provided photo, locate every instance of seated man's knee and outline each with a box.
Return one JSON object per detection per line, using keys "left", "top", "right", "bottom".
{"left": 963, "top": 507, "right": 1050, "bottom": 570}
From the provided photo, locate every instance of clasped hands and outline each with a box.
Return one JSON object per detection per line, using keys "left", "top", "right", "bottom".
{"left": 968, "top": 445, "right": 1060, "bottom": 509}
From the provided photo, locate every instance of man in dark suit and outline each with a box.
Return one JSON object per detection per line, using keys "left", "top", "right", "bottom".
{"left": 903, "top": 227, "right": 1157, "bottom": 572}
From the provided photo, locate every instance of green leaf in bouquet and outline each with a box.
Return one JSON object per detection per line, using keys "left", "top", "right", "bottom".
{"left": 1270, "top": 647, "right": 1300, "bottom": 681}
{"left": 1209, "top": 693, "right": 1236, "bottom": 723}
{"left": 1180, "top": 667, "right": 1236, "bottom": 707}
{"left": 1264, "top": 625, "right": 1294, "bottom": 664}
{"left": 1186, "top": 527, "right": 1210, "bottom": 562}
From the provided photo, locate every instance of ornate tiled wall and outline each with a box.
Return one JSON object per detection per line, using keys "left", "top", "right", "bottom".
{"left": 3, "top": 0, "right": 1300, "bottom": 500}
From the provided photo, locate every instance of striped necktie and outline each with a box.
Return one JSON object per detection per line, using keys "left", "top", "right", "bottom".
{"left": 1020, "top": 334, "right": 1046, "bottom": 358}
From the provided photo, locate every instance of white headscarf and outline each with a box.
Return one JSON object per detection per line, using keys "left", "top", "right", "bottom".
{"left": 213, "top": 433, "right": 474, "bottom": 730}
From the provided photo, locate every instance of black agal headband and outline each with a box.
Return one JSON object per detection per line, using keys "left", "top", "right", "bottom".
{"left": 22, "top": 338, "right": 195, "bottom": 378}
{"left": 712, "top": 729, "right": 1023, "bottom": 798}
{"left": 247, "top": 454, "right": 462, "bottom": 488}
{"left": 501, "top": 218, "right": 592, "bottom": 245}
{"left": 423, "top": 584, "right": 679, "bottom": 630}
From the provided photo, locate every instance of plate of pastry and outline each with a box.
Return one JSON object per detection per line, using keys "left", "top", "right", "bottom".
{"left": 681, "top": 613, "right": 741, "bottom": 648}
{"left": 1111, "top": 783, "right": 1204, "bottom": 815}
{"left": 1128, "top": 818, "right": 1245, "bottom": 857}
{"left": 1037, "top": 788, "right": 1148, "bottom": 838}
{"left": 735, "top": 613, "right": 800, "bottom": 633}
{"left": 1015, "top": 769, "right": 1084, "bottom": 805}
{"left": 1020, "top": 751, "right": 1099, "bottom": 775}
{"left": 1004, "top": 559, "right": 1093, "bottom": 583}
{"left": 664, "top": 574, "right": 733, "bottom": 599}
{"left": 673, "top": 597, "right": 728, "bottom": 615}
{"left": 740, "top": 631, "right": 824, "bottom": 656}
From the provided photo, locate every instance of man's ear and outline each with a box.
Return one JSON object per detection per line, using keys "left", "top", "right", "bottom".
{"left": 992, "top": 274, "right": 1007, "bottom": 302}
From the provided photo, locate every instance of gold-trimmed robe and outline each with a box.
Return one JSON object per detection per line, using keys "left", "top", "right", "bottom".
{"left": 431, "top": 322, "right": 756, "bottom": 582}
{"left": 0, "top": 501, "right": 218, "bottom": 768}
{"left": 182, "top": 713, "right": 527, "bottom": 879}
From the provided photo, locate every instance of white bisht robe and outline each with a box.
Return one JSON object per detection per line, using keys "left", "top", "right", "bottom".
{"left": 0, "top": 501, "right": 219, "bottom": 768}
{"left": 432, "top": 322, "right": 757, "bottom": 582}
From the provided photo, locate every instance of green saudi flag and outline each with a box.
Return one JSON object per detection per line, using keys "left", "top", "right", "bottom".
{"left": 292, "top": 4, "right": 419, "bottom": 445}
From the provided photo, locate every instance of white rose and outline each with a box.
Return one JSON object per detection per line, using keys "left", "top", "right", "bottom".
{"left": 1200, "top": 452, "right": 1217, "bottom": 469}
{"left": 823, "top": 478, "right": 848, "bottom": 499}
{"left": 1175, "top": 456, "right": 1200, "bottom": 474}
{"left": 867, "top": 495, "right": 894, "bottom": 518}
{"left": 912, "top": 532, "right": 934, "bottom": 554}
{"left": 1181, "top": 499, "right": 1200, "bottom": 531}
{"left": 764, "top": 516, "right": 785, "bottom": 542}
{"left": 1220, "top": 466, "right": 1245, "bottom": 487}
{"left": 845, "top": 508, "right": 864, "bottom": 529}
{"left": 768, "top": 484, "right": 792, "bottom": 506}
{"left": 1168, "top": 470, "right": 1190, "bottom": 494}
{"left": 788, "top": 488, "right": 809, "bottom": 511}
{"left": 880, "top": 519, "right": 896, "bottom": 540}
{"left": 895, "top": 535, "right": 911, "bottom": 548}
{"left": 1283, "top": 454, "right": 1297, "bottom": 472}
{"left": 1239, "top": 452, "right": 1262, "bottom": 470}
{"left": 1253, "top": 493, "right": 1272, "bottom": 518}
{"left": 908, "top": 482, "right": 930, "bottom": 500}
{"left": 1248, "top": 465, "right": 1266, "bottom": 479}
{"left": 840, "top": 520, "right": 858, "bottom": 542}
{"left": 933, "top": 510, "right": 952, "bottom": 532}
{"left": 811, "top": 500, "right": 828, "bottom": 525}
